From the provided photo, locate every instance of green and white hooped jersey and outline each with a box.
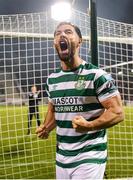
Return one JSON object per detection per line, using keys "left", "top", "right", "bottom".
{"left": 46, "top": 61, "right": 119, "bottom": 168}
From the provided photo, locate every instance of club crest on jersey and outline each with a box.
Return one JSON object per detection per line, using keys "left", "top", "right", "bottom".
{"left": 75, "top": 77, "right": 86, "bottom": 90}
{"left": 52, "top": 84, "right": 58, "bottom": 91}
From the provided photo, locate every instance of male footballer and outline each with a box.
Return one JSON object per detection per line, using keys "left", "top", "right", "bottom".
{"left": 36, "top": 22, "right": 124, "bottom": 179}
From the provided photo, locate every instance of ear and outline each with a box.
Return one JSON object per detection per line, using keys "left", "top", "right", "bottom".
{"left": 77, "top": 38, "right": 82, "bottom": 48}
{"left": 79, "top": 38, "right": 82, "bottom": 44}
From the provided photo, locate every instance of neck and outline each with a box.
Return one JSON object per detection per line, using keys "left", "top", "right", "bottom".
{"left": 61, "top": 56, "right": 83, "bottom": 71}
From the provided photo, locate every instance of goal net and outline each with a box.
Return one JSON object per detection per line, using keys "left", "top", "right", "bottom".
{"left": 97, "top": 17, "right": 133, "bottom": 178}
{"left": 0, "top": 9, "right": 132, "bottom": 179}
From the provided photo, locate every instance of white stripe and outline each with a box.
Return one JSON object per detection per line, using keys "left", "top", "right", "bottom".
{"left": 48, "top": 61, "right": 87, "bottom": 79}
{"left": 98, "top": 91, "right": 119, "bottom": 102}
{"left": 49, "top": 81, "right": 74, "bottom": 91}
{"left": 97, "top": 81, "right": 109, "bottom": 94}
{"left": 49, "top": 71, "right": 72, "bottom": 78}
{"left": 53, "top": 96, "right": 99, "bottom": 105}
{"left": 49, "top": 80, "right": 94, "bottom": 92}
{"left": 55, "top": 109, "right": 104, "bottom": 120}
{"left": 48, "top": 63, "right": 106, "bottom": 82}
{"left": 57, "top": 127, "right": 99, "bottom": 136}
{"left": 58, "top": 134, "right": 107, "bottom": 151}
{"left": 56, "top": 150, "right": 107, "bottom": 163}
{"left": 93, "top": 69, "right": 107, "bottom": 80}
{"left": 96, "top": 79, "right": 116, "bottom": 95}
{"left": 80, "top": 68, "right": 106, "bottom": 78}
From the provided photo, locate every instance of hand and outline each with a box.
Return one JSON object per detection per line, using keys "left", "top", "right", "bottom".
{"left": 36, "top": 124, "right": 49, "bottom": 139}
{"left": 72, "top": 115, "right": 90, "bottom": 133}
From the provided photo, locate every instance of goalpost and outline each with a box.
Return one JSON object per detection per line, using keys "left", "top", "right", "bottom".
{"left": 0, "top": 8, "right": 133, "bottom": 179}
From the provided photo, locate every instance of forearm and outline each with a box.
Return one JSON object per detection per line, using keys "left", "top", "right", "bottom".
{"left": 72, "top": 95, "right": 124, "bottom": 132}
{"left": 36, "top": 102, "right": 56, "bottom": 139}
{"left": 87, "top": 107, "right": 124, "bottom": 131}
{"left": 43, "top": 110, "right": 56, "bottom": 132}
{"left": 43, "top": 102, "right": 56, "bottom": 132}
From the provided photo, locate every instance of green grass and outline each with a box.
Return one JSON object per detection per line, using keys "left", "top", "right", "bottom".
{"left": 0, "top": 105, "right": 56, "bottom": 179}
{"left": 106, "top": 106, "right": 133, "bottom": 178}
{"left": 0, "top": 105, "right": 133, "bottom": 179}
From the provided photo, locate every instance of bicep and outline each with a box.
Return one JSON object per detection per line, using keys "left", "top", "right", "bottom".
{"left": 101, "top": 94, "right": 123, "bottom": 113}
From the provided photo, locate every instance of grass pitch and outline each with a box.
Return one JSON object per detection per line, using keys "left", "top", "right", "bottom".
{"left": 0, "top": 105, "right": 133, "bottom": 179}
{"left": 0, "top": 105, "right": 56, "bottom": 179}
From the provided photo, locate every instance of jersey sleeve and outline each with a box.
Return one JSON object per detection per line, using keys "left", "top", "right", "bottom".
{"left": 94, "top": 70, "right": 119, "bottom": 102}
{"left": 45, "top": 78, "right": 54, "bottom": 104}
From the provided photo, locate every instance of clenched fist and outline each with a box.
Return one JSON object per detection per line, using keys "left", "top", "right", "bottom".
{"left": 72, "top": 115, "right": 92, "bottom": 133}
{"left": 36, "top": 124, "right": 49, "bottom": 139}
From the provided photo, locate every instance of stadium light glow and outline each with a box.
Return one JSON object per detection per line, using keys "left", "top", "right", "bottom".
{"left": 118, "top": 71, "right": 123, "bottom": 75}
{"left": 51, "top": 2, "right": 72, "bottom": 21}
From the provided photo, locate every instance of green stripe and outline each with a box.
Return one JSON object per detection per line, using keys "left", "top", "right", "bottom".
{"left": 98, "top": 88, "right": 117, "bottom": 97}
{"left": 57, "top": 130, "right": 106, "bottom": 143}
{"left": 94, "top": 75, "right": 117, "bottom": 94}
{"left": 94, "top": 75, "right": 107, "bottom": 89}
{"left": 55, "top": 103, "right": 103, "bottom": 113}
{"left": 56, "top": 117, "right": 99, "bottom": 128}
{"left": 84, "top": 63, "right": 98, "bottom": 70}
{"left": 56, "top": 158, "right": 107, "bottom": 168}
{"left": 57, "top": 143, "right": 107, "bottom": 156}
{"left": 48, "top": 73, "right": 95, "bottom": 84}
{"left": 57, "top": 120, "right": 73, "bottom": 128}
{"left": 51, "top": 89, "right": 96, "bottom": 98}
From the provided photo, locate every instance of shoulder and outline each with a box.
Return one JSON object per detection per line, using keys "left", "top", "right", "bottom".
{"left": 46, "top": 68, "right": 62, "bottom": 86}
{"left": 84, "top": 62, "right": 98, "bottom": 70}
{"left": 83, "top": 62, "right": 107, "bottom": 77}
{"left": 48, "top": 68, "right": 62, "bottom": 79}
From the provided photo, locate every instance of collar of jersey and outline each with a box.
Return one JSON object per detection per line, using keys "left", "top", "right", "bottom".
{"left": 61, "top": 60, "right": 86, "bottom": 73}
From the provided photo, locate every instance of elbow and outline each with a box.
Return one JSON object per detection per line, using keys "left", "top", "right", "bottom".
{"left": 119, "top": 114, "right": 124, "bottom": 123}
{"left": 117, "top": 109, "right": 124, "bottom": 123}
{"left": 120, "top": 111, "right": 125, "bottom": 122}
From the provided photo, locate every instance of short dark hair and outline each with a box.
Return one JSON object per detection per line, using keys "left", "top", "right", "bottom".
{"left": 54, "top": 22, "right": 82, "bottom": 39}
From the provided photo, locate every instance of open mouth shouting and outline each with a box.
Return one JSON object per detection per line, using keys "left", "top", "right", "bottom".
{"left": 59, "top": 39, "right": 69, "bottom": 54}
{"left": 55, "top": 37, "right": 75, "bottom": 62}
{"left": 57, "top": 38, "right": 73, "bottom": 62}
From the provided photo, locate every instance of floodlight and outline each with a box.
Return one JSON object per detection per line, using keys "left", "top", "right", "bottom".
{"left": 118, "top": 71, "right": 123, "bottom": 75}
{"left": 51, "top": 2, "right": 72, "bottom": 21}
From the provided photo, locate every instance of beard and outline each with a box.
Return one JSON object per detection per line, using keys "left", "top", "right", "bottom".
{"left": 56, "top": 48, "right": 73, "bottom": 62}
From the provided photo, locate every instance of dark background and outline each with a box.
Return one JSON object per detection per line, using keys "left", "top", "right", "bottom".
{"left": 0, "top": 0, "right": 132, "bottom": 102}
{"left": 0, "top": 0, "right": 133, "bottom": 24}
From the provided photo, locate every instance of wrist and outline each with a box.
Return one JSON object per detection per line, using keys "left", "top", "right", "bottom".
{"left": 87, "top": 121, "right": 94, "bottom": 131}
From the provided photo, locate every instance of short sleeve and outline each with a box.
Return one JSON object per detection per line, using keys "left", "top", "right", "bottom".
{"left": 45, "top": 78, "right": 54, "bottom": 104}
{"left": 94, "top": 71, "right": 119, "bottom": 102}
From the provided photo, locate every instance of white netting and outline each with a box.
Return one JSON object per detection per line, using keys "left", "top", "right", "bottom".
{"left": 0, "top": 9, "right": 133, "bottom": 179}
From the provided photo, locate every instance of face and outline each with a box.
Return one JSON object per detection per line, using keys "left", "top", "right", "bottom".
{"left": 54, "top": 24, "right": 81, "bottom": 62}
{"left": 31, "top": 86, "right": 37, "bottom": 93}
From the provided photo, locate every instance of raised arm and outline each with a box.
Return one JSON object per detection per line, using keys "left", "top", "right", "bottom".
{"left": 36, "top": 102, "right": 56, "bottom": 138}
